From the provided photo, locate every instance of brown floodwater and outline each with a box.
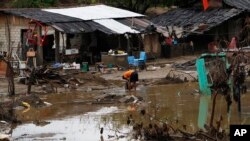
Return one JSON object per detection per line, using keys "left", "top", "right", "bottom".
{"left": 10, "top": 83, "right": 250, "bottom": 140}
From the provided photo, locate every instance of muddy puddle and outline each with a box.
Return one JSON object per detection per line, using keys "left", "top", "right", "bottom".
{"left": 10, "top": 83, "right": 250, "bottom": 140}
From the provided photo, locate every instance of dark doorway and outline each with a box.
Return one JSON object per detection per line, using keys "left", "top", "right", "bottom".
{"left": 20, "top": 29, "right": 29, "bottom": 60}
{"left": 43, "top": 34, "right": 55, "bottom": 63}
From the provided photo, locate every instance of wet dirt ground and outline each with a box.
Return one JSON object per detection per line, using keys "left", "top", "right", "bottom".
{"left": 8, "top": 82, "right": 250, "bottom": 141}
{"left": 1, "top": 55, "right": 250, "bottom": 140}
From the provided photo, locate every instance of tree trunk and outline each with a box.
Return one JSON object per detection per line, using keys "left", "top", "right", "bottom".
{"left": 5, "top": 61, "right": 15, "bottom": 96}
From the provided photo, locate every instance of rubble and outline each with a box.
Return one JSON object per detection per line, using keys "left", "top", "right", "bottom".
{"left": 130, "top": 109, "right": 229, "bottom": 141}
{"left": 173, "top": 59, "right": 196, "bottom": 71}
{"left": 0, "top": 95, "right": 46, "bottom": 122}
{"left": 0, "top": 55, "right": 243, "bottom": 140}
{"left": 0, "top": 102, "right": 17, "bottom": 123}
{"left": 20, "top": 65, "right": 112, "bottom": 94}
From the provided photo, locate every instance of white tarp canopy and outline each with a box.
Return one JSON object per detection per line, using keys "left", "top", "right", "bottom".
{"left": 43, "top": 5, "right": 144, "bottom": 21}
{"left": 94, "top": 19, "right": 139, "bottom": 34}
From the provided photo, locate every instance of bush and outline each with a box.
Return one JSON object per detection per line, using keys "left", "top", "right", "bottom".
{"left": 11, "top": 0, "right": 58, "bottom": 8}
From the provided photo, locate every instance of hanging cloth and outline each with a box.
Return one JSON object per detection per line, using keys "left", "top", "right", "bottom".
{"left": 203, "top": 0, "right": 209, "bottom": 10}
{"left": 165, "top": 37, "right": 173, "bottom": 46}
{"left": 228, "top": 37, "right": 237, "bottom": 49}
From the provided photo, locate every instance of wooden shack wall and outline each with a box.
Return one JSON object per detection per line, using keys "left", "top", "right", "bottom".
{"left": 0, "top": 14, "right": 30, "bottom": 52}
{"left": 143, "top": 33, "right": 161, "bottom": 59}
{"left": 0, "top": 14, "right": 58, "bottom": 61}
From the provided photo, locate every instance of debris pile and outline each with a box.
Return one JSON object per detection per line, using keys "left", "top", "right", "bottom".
{"left": 23, "top": 65, "right": 111, "bottom": 93}
{"left": 165, "top": 69, "right": 197, "bottom": 83}
{"left": 0, "top": 102, "right": 17, "bottom": 123}
{"left": 94, "top": 93, "right": 143, "bottom": 105}
{"left": 205, "top": 58, "right": 228, "bottom": 87}
{"left": 0, "top": 95, "right": 45, "bottom": 122}
{"left": 173, "top": 60, "right": 196, "bottom": 71}
{"left": 15, "top": 95, "right": 45, "bottom": 108}
{"left": 131, "top": 109, "right": 229, "bottom": 141}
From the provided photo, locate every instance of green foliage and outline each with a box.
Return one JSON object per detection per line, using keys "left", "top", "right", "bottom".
{"left": 11, "top": 0, "right": 58, "bottom": 8}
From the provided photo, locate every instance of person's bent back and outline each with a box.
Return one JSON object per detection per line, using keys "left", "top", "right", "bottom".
{"left": 122, "top": 70, "right": 138, "bottom": 91}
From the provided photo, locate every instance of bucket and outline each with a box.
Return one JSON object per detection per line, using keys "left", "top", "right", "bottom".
{"left": 81, "top": 62, "right": 89, "bottom": 72}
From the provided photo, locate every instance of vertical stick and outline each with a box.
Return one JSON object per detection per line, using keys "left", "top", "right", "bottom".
{"left": 210, "top": 92, "right": 218, "bottom": 127}
{"left": 237, "top": 84, "right": 241, "bottom": 113}
{"left": 55, "top": 30, "right": 60, "bottom": 62}
{"left": 36, "top": 26, "right": 43, "bottom": 65}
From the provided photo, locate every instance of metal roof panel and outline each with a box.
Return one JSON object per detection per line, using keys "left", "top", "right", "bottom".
{"left": 0, "top": 9, "right": 82, "bottom": 23}
{"left": 224, "top": 0, "right": 250, "bottom": 11}
{"left": 93, "top": 19, "right": 139, "bottom": 34}
{"left": 151, "top": 8, "right": 244, "bottom": 35}
{"left": 43, "top": 4, "right": 144, "bottom": 21}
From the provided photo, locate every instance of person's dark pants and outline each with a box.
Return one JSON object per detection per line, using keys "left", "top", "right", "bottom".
{"left": 125, "top": 71, "right": 138, "bottom": 90}
{"left": 130, "top": 71, "right": 138, "bottom": 82}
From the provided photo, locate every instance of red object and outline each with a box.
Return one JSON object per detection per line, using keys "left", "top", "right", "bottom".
{"left": 26, "top": 20, "right": 48, "bottom": 47}
{"left": 0, "top": 61, "right": 7, "bottom": 77}
{"left": 228, "top": 37, "right": 237, "bottom": 49}
{"left": 203, "top": 0, "right": 209, "bottom": 10}
{"left": 165, "top": 37, "right": 173, "bottom": 46}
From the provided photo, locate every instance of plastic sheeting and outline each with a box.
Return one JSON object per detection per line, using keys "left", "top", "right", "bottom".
{"left": 94, "top": 19, "right": 139, "bottom": 34}
{"left": 43, "top": 5, "right": 143, "bottom": 21}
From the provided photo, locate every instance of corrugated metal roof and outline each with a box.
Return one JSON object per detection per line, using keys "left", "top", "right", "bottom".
{"left": 224, "top": 0, "right": 250, "bottom": 11}
{"left": 0, "top": 7, "right": 136, "bottom": 34}
{"left": 52, "top": 21, "right": 117, "bottom": 34}
{"left": 0, "top": 9, "right": 82, "bottom": 23}
{"left": 43, "top": 4, "right": 144, "bottom": 21}
{"left": 51, "top": 22, "right": 92, "bottom": 33}
{"left": 117, "top": 18, "right": 170, "bottom": 36}
{"left": 117, "top": 18, "right": 148, "bottom": 32}
{"left": 151, "top": 8, "right": 244, "bottom": 35}
{"left": 86, "top": 21, "right": 117, "bottom": 34}
{"left": 0, "top": 5, "right": 147, "bottom": 35}
{"left": 93, "top": 19, "right": 139, "bottom": 34}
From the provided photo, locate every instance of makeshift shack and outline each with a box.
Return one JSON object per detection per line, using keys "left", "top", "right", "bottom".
{"left": 151, "top": 0, "right": 246, "bottom": 57}
{"left": 0, "top": 5, "right": 168, "bottom": 70}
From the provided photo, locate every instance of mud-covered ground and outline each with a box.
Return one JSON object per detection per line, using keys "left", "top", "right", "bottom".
{"left": 0, "top": 56, "right": 198, "bottom": 98}
{"left": 0, "top": 55, "right": 205, "bottom": 140}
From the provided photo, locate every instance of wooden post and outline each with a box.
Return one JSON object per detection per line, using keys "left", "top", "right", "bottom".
{"left": 5, "top": 60, "right": 15, "bottom": 96}
{"left": 210, "top": 92, "right": 218, "bottom": 127}
{"left": 126, "top": 34, "right": 130, "bottom": 55}
{"left": 6, "top": 15, "right": 11, "bottom": 54}
{"left": 237, "top": 84, "right": 241, "bottom": 114}
{"left": 55, "top": 30, "right": 60, "bottom": 62}
{"left": 36, "top": 26, "right": 43, "bottom": 66}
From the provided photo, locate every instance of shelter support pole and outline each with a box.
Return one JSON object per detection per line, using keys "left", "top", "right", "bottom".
{"left": 55, "top": 30, "right": 60, "bottom": 62}
{"left": 237, "top": 84, "right": 241, "bottom": 114}
{"left": 118, "top": 35, "right": 121, "bottom": 49}
{"left": 36, "top": 26, "right": 43, "bottom": 65}
{"left": 210, "top": 92, "right": 218, "bottom": 127}
{"left": 126, "top": 34, "right": 130, "bottom": 55}
{"left": 5, "top": 15, "right": 11, "bottom": 54}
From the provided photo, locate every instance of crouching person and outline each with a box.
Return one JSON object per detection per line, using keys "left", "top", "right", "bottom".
{"left": 122, "top": 69, "right": 138, "bottom": 91}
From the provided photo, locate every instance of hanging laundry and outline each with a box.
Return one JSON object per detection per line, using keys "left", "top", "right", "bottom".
{"left": 203, "top": 0, "right": 209, "bottom": 10}
{"left": 165, "top": 37, "right": 173, "bottom": 46}
{"left": 228, "top": 37, "right": 237, "bottom": 49}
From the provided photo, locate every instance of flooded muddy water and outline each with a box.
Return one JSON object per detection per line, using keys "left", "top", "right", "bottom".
{"left": 11, "top": 83, "right": 250, "bottom": 140}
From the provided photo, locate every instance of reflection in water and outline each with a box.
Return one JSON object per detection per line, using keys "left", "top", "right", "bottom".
{"left": 11, "top": 82, "right": 250, "bottom": 140}
{"left": 12, "top": 106, "right": 132, "bottom": 141}
{"left": 198, "top": 95, "right": 210, "bottom": 129}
